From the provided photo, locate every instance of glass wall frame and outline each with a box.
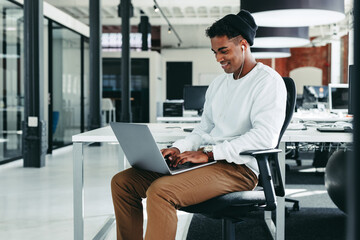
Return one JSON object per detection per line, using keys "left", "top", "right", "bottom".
{"left": 47, "top": 19, "right": 90, "bottom": 151}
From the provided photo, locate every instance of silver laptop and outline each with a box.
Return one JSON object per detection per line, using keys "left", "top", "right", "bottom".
{"left": 110, "top": 122, "right": 216, "bottom": 175}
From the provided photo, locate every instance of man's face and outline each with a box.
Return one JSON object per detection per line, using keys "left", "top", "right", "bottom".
{"left": 210, "top": 35, "right": 243, "bottom": 74}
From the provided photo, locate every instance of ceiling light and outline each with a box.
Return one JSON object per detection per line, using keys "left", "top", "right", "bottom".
{"left": 251, "top": 48, "right": 291, "bottom": 59}
{"left": 253, "top": 27, "right": 310, "bottom": 48}
{"left": 241, "top": 0, "right": 345, "bottom": 27}
{"left": 153, "top": 0, "right": 182, "bottom": 45}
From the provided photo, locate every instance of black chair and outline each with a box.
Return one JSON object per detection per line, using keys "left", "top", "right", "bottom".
{"left": 180, "top": 77, "right": 296, "bottom": 240}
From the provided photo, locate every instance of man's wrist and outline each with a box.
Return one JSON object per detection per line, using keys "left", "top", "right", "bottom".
{"left": 204, "top": 151, "right": 214, "bottom": 161}
{"left": 202, "top": 145, "right": 214, "bottom": 161}
{"left": 171, "top": 147, "right": 180, "bottom": 154}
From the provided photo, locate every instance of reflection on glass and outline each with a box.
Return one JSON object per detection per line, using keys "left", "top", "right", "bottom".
{"left": 52, "top": 23, "right": 81, "bottom": 148}
{"left": 0, "top": 2, "right": 24, "bottom": 163}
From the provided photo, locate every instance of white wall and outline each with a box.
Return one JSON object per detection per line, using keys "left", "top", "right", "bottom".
{"left": 290, "top": 67, "right": 323, "bottom": 95}
{"left": 349, "top": 29, "right": 354, "bottom": 65}
{"left": 331, "top": 40, "right": 342, "bottom": 84}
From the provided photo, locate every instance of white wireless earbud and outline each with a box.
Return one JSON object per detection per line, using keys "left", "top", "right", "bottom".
{"left": 242, "top": 45, "right": 245, "bottom": 51}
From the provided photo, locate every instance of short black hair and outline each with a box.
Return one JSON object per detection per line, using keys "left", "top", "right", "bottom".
{"left": 205, "top": 18, "right": 240, "bottom": 39}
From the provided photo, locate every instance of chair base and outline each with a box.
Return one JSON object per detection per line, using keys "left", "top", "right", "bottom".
{"left": 222, "top": 218, "right": 237, "bottom": 240}
{"left": 285, "top": 198, "right": 300, "bottom": 211}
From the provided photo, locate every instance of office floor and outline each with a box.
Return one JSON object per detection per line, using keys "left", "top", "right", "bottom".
{"left": 0, "top": 144, "right": 340, "bottom": 240}
{"left": 0, "top": 143, "right": 192, "bottom": 240}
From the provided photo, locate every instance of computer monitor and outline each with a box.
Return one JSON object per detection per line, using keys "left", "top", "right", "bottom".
{"left": 301, "top": 85, "right": 328, "bottom": 109}
{"left": 302, "top": 85, "right": 329, "bottom": 103}
{"left": 183, "top": 85, "right": 208, "bottom": 115}
{"left": 328, "top": 83, "right": 349, "bottom": 113}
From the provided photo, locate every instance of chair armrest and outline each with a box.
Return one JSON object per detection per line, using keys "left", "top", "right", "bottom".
{"left": 239, "top": 149, "right": 283, "bottom": 211}
{"left": 240, "top": 149, "right": 282, "bottom": 156}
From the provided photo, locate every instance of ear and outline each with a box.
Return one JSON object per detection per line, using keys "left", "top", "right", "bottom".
{"left": 240, "top": 39, "right": 247, "bottom": 51}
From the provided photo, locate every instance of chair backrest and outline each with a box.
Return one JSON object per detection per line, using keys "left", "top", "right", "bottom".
{"left": 269, "top": 77, "right": 296, "bottom": 197}
{"left": 102, "top": 98, "right": 115, "bottom": 111}
{"left": 278, "top": 77, "right": 296, "bottom": 147}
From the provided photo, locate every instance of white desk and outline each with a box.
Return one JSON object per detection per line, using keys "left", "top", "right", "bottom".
{"left": 282, "top": 127, "right": 352, "bottom": 142}
{"left": 156, "top": 116, "right": 201, "bottom": 123}
{"left": 72, "top": 124, "right": 352, "bottom": 240}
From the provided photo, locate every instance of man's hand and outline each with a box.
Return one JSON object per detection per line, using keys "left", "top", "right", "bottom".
{"left": 170, "top": 150, "right": 209, "bottom": 167}
{"left": 161, "top": 147, "right": 180, "bottom": 162}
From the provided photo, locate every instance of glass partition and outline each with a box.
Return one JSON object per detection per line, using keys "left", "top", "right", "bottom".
{"left": 51, "top": 22, "right": 82, "bottom": 148}
{"left": 0, "top": 1, "right": 24, "bottom": 163}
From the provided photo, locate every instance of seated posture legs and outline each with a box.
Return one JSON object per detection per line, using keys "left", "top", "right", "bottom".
{"left": 111, "top": 162, "right": 257, "bottom": 239}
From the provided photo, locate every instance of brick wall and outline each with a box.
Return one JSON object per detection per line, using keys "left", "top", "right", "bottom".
{"left": 257, "top": 34, "right": 349, "bottom": 85}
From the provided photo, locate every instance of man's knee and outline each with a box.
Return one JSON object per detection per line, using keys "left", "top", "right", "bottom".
{"left": 111, "top": 171, "right": 130, "bottom": 192}
{"left": 111, "top": 172, "right": 121, "bottom": 188}
{"left": 146, "top": 178, "right": 174, "bottom": 202}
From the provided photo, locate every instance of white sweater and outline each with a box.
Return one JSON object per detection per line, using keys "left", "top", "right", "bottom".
{"left": 172, "top": 62, "right": 287, "bottom": 175}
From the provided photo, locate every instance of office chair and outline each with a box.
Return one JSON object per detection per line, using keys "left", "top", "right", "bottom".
{"left": 180, "top": 77, "right": 296, "bottom": 240}
{"left": 101, "top": 98, "right": 116, "bottom": 124}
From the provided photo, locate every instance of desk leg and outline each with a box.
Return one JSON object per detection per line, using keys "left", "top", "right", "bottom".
{"left": 73, "top": 142, "right": 84, "bottom": 240}
{"left": 118, "top": 145, "right": 125, "bottom": 172}
{"left": 276, "top": 142, "right": 286, "bottom": 240}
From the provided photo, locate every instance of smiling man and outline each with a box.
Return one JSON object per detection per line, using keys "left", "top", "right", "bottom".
{"left": 111, "top": 10, "right": 287, "bottom": 240}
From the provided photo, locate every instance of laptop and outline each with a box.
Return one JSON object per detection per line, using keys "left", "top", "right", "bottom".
{"left": 110, "top": 122, "right": 216, "bottom": 175}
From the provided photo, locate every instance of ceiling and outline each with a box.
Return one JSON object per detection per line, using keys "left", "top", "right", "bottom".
{"left": 44, "top": 0, "right": 354, "bottom": 47}
{"left": 44, "top": 0, "right": 242, "bottom": 26}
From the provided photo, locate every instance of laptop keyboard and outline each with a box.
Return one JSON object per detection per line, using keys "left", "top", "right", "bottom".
{"left": 167, "top": 161, "right": 197, "bottom": 171}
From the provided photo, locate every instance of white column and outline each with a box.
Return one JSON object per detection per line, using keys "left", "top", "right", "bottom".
{"left": 348, "top": 29, "right": 354, "bottom": 65}
{"left": 330, "top": 39, "right": 341, "bottom": 84}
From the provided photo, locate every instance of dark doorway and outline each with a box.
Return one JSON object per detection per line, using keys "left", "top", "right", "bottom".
{"left": 166, "top": 62, "right": 192, "bottom": 100}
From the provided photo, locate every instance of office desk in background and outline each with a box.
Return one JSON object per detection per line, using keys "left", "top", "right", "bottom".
{"left": 156, "top": 110, "right": 353, "bottom": 124}
{"left": 72, "top": 124, "right": 352, "bottom": 240}
{"left": 293, "top": 110, "right": 353, "bottom": 123}
{"left": 156, "top": 116, "right": 201, "bottom": 123}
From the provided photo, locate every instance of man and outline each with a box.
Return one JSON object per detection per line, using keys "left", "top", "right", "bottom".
{"left": 111, "top": 10, "right": 287, "bottom": 240}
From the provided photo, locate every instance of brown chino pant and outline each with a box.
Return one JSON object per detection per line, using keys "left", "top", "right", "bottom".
{"left": 111, "top": 161, "right": 258, "bottom": 240}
